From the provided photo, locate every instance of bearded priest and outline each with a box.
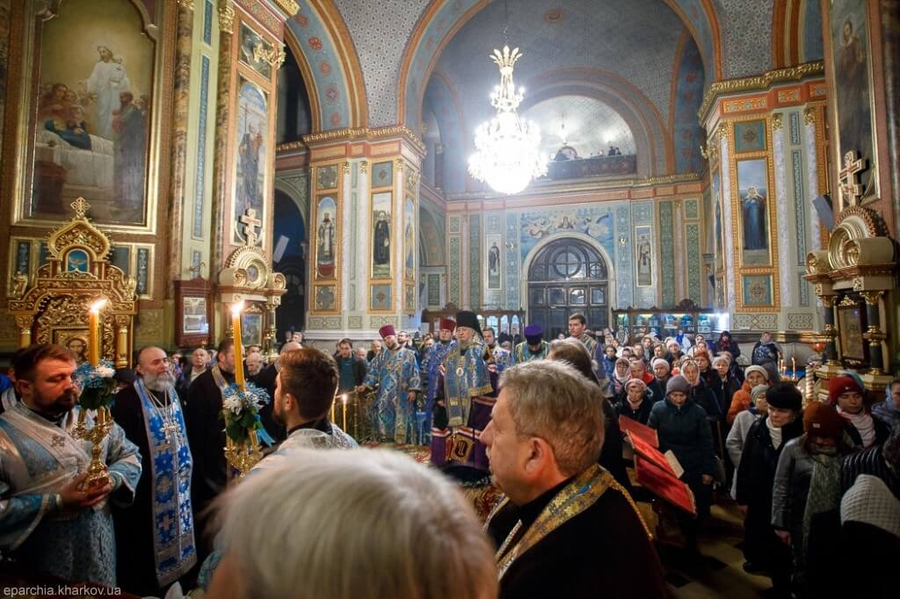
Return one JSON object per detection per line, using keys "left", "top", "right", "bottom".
{"left": 112, "top": 346, "right": 196, "bottom": 596}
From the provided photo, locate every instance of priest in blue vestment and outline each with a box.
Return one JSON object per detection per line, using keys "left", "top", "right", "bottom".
{"left": 357, "top": 325, "right": 421, "bottom": 444}
{"left": 421, "top": 318, "right": 457, "bottom": 443}
{"left": 0, "top": 344, "right": 141, "bottom": 587}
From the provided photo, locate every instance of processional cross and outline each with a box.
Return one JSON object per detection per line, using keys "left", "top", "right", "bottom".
{"left": 240, "top": 208, "right": 262, "bottom": 246}
{"left": 838, "top": 150, "right": 866, "bottom": 208}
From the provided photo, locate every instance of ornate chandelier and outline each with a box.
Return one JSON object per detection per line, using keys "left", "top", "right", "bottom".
{"left": 468, "top": 46, "right": 547, "bottom": 195}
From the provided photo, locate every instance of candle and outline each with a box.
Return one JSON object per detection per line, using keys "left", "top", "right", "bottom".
{"left": 791, "top": 357, "right": 797, "bottom": 380}
{"left": 231, "top": 302, "right": 245, "bottom": 389}
{"left": 88, "top": 299, "right": 107, "bottom": 366}
{"left": 342, "top": 394, "right": 348, "bottom": 432}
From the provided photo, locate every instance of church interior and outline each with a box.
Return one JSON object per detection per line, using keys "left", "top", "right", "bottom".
{"left": 1, "top": 0, "right": 899, "bottom": 598}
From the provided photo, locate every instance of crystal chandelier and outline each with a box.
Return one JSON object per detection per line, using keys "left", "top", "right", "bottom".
{"left": 468, "top": 46, "right": 547, "bottom": 195}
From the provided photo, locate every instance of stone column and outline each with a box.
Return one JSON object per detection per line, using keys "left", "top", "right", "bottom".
{"left": 166, "top": 0, "right": 196, "bottom": 290}
{"left": 210, "top": 0, "right": 235, "bottom": 276}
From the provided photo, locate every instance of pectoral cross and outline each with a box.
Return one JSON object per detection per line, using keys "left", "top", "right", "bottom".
{"left": 839, "top": 150, "right": 866, "bottom": 208}
{"left": 240, "top": 208, "right": 262, "bottom": 246}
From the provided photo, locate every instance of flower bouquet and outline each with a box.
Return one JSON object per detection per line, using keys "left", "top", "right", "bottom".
{"left": 220, "top": 382, "right": 272, "bottom": 477}
{"left": 73, "top": 360, "right": 118, "bottom": 489}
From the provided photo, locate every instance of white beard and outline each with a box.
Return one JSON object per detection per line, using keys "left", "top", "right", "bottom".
{"left": 144, "top": 371, "right": 176, "bottom": 392}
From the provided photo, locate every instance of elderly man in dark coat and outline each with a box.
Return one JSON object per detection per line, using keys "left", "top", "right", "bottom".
{"left": 483, "top": 360, "right": 667, "bottom": 599}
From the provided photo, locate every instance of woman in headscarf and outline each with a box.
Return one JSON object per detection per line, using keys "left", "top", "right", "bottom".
{"left": 830, "top": 375, "right": 891, "bottom": 449}
{"left": 616, "top": 378, "right": 653, "bottom": 425}
{"left": 681, "top": 359, "right": 721, "bottom": 420}
{"left": 713, "top": 330, "right": 741, "bottom": 361}
{"left": 726, "top": 384, "right": 769, "bottom": 499}
{"left": 695, "top": 350, "right": 725, "bottom": 415}
{"left": 772, "top": 401, "right": 851, "bottom": 595}
{"left": 727, "top": 365, "right": 770, "bottom": 424}
{"left": 735, "top": 383, "right": 804, "bottom": 593}
{"left": 612, "top": 357, "right": 632, "bottom": 396}
{"left": 651, "top": 358, "right": 671, "bottom": 391}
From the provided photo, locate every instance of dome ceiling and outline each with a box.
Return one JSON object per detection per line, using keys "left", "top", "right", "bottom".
{"left": 522, "top": 95, "right": 636, "bottom": 159}
{"left": 432, "top": 0, "right": 692, "bottom": 127}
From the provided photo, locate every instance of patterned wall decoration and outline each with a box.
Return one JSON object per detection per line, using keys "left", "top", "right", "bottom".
{"left": 733, "top": 120, "right": 767, "bottom": 153}
{"left": 348, "top": 315, "right": 363, "bottom": 329}
{"left": 773, "top": 123, "right": 791, "bottom": 307}
{"left": 308, "top": 316, "right": 343, "bottom": 330}
{"left": 203, "top": 0, "right": 213, "bottom": 45}
{"left": 370, "top": 284, "right": 392, "bottom": 311}
{"left": 741, "top": 274, "right": 773, "bottom": 307}
{"left": 685, "top": 223, "right": 702, "bottom": 305}
{"left": 787, "top": 312, "right": 814, "bottom": 331}
{"left": 136, "top": 248, "right": 151, "bottom": 297}
{"left": 468, "top": 214, "right": 481, "bottom": 309}
{"left": 369, "top": 316, "right": 398, "bottom": 329}
{"left": 616, "top": 206, "right": 634, "bottom": 308}
{"left": 658, "top": 202, "right": 676, "bottom": 307}
{"left": 427, "top": 273, "right": 441, "bottom": 307}
{"left": 371, "top": 161, "right": 393, "bottom": 188}
{"left": 733, "top": 313, "right": 779, "bottom": 331}
{"left": 720, "top": 0, "right": 774, "bottom": 79}
{"left": 315, "top": 285, "right": 337, "bottom": 311}
{"left": 683, "top": 198, "right": 699, "bottom": 220}
{"left": 789, "top": 112, "right": 801, "bottom": 146}
{"left": 449, "top": 214, "right": 461, "bottom": 234}
{"left": 448, "top": 235, "right": 461, "bottom": 306}
{"left": 720, "top": 133, "right": 736, "bottom": 310}
{"left": 193, "top": 55, "right": 211, "bottom": 239}
{"left": 505, "top": 212, "right": 520, "bottom": 310}
{"left": 672, "top": 34, "right": 705, "bottom": 174}
{"left": 790, "top": 149, "right": 809, "bottom": 307}
{"left": 285, "top": 5, "right": 352, "bottom": 129}
{"left": 333, "top": 0, "right": 429, "bottom": 127}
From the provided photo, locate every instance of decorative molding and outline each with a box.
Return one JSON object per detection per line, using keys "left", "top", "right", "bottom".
{"left": 771, "top": 113, "right": 783, "bottom": 131}
{"left": 698, "top": 61, "right": 825, "bottom": 120}
{"left": 217, "top": 0, "right": 235, "bottom": 34}
{"left": 787, "top": 313, "right": 814, "bottom": 330}
{"left": 176, "top": 0, "right": 196, "bottom": 9}
{"left": 302, "top": 126, "right": 426, "bottom": 155}
{"left": 803, "top": 106, "right": 816, "bottom": 126}
{"left": 359, "top": 160, "right": 369, "bottom": 174}
{"left": 271, "top": 0, "right": 299, "bottom": 15}
{"left": 252, "top": 40, "right": 286, "bottom": 68}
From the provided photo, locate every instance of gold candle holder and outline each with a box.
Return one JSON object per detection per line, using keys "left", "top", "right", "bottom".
{"left": 225, "top": 429, "right": 262, "bottom": 478}
{"left": 75, "top": 406, "right": 114, "bottom": 490}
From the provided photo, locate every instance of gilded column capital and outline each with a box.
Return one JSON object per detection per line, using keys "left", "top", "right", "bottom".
{"left": 176, "top": 0, "right": 195, "bottom": 10}
{"left": 395, "top": 158, "right": 404, "bottom": 173}
{"left": 771, "top": 112, "right": 783, "bottom": 131}
{"left": 803, "top": 106, "right": 816, "bottom": 126}
{"left": 342, "top": 162, "right": 350, "bottom": 175}
{"left": 820, "top": 295, "right": 837, "bottom": 308}
{"left": 218, "top": 0, "right": 235, "bottom": 34}
{"left": 360, "top": 160, "right": 368, "bottom": 174}
{"left": 860, "top": 290, "right": 884, "bottom": 305}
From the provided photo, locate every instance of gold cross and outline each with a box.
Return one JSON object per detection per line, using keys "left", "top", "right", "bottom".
{"left": 239, "top": 209, "right": 262, "bottom": 246}
{"left": 71, "top": 198, "right": 91, "bottom": 219}
{"left": 839, "top": 150, "right": 866, "bottom": 207}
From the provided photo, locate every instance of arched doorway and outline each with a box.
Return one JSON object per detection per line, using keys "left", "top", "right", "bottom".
{"left": 273, "top": 190, "right": 306, "bottom": 336}
{"left": 527, "top": 238, "right": 610, "bottom": 338}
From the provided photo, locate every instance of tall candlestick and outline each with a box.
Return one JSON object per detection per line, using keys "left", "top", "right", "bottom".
{"left": 231, "top": 302, "right": 245, "bottom": 389}
{"left": 88, "top": 299, "right": 107, "bottom": 366}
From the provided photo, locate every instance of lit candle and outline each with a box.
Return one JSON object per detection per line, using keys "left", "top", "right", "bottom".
{"left": 88, "top": 299, "right": 107, "bottom": 366}
{"left": 791, "top": 357, "right": 797, "bottom": 380}
{"left": 231, "top": 301, "right": 245, "bottom": 389}
{"left": 342, "top": 394, "right": 348, "bottom": 431}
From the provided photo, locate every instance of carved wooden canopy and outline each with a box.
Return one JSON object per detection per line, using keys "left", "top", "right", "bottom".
{"left": 217, "top": 244, "right": 287, "bottom": 306}
{"left": 8, "top": 199, "right": 138, "bottom": 366}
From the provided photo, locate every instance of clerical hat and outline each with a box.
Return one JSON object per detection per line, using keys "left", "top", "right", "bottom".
{"left": 455, "top": 311, "right": 481, "bottom": 336}
{"left": 439, "top": 318, "right": 457, "bottom": 332}
{"left": 378, "top": 324, "right": 396, "bottom": 339}
{"left": 524, "top": 324, "right": 543, "bottom": 344}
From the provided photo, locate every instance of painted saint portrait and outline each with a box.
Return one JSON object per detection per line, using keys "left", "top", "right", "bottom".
{"left": 404, "top": 197, "right": 415, "bottom": 278}
{"left": 315, "top": 196, "right": 337, "bottom": 279}
{"left": 830, "top": 1, "right": 875, "bottom": 198}
{"left": 234, "top": 80, "right": 268, "bottom": 244}
{"left": 634, "top": 225, "right": 653, "bottom": 287}
{"left": 736, "top": 159, "right": 770, "bottom": 266}
{"left": 486, "top": 234, "right": 501, "bottom": 290}
{"left": 30, "top": 0, "right": 154, "bottom": 225}
{"left": 372, "top": 193, "right": 392, "bottom": 279}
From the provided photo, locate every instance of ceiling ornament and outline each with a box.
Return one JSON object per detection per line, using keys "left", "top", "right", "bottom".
{"left": 468, "top": 45, "right": 547, "bottom": 195}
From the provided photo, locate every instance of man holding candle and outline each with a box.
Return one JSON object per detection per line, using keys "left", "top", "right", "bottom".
{"left": 356, "top": 325, "right": 421, "bottom": 444}
{"left": 184, "top": 338, "right": 242, "bottom": 564}
{"left": 0, "top": 343, "right": 142, "bottom": 587}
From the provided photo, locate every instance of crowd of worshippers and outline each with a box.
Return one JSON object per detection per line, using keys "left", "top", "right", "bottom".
{"left": 0, "top": 315, "right": 898, "bottom": 599}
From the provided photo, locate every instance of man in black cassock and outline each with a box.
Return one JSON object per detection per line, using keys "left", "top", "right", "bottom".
{"left": 184, "top": 338, "right": 240, "bottom": 563}
{"left": 482, "top": 360, "right": 668, "bottom": 599}
{"left": 112, "top": 346, "right": 196, "bottom": 596}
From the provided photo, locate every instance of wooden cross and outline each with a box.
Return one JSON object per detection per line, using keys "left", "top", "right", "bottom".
{"left": 240, "top": 208, "right": 262, "bottom": 246}
{"left": 839, "top": 150, "right": 866, "bottom": 207}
